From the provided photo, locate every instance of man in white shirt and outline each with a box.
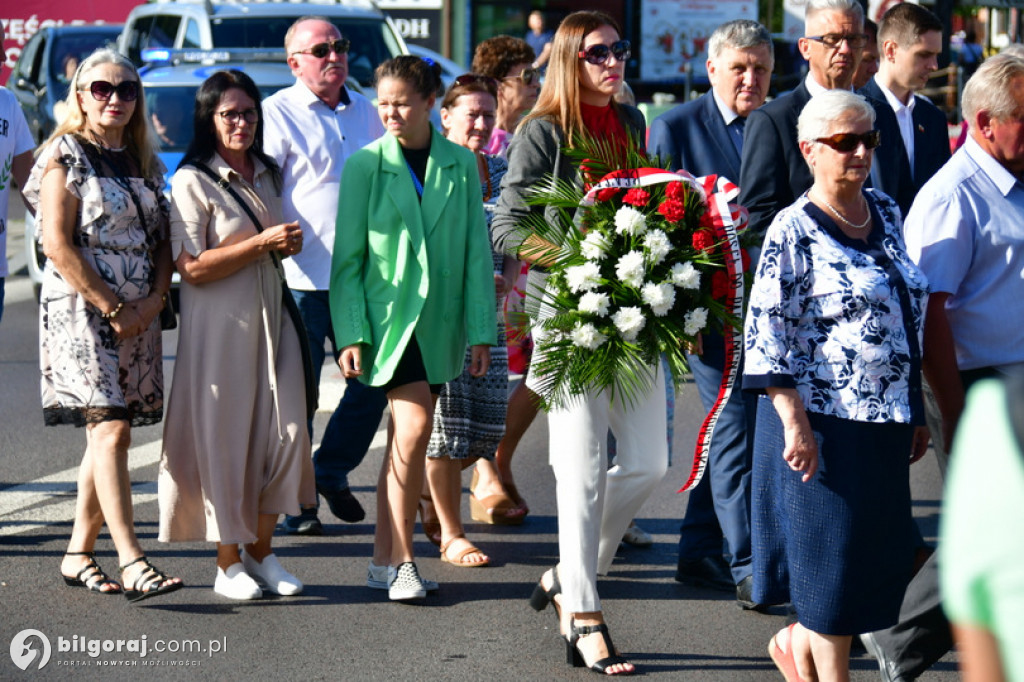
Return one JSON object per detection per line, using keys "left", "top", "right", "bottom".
{"left": 859, "top": 3, "right": 949, "bottom": 217}
{"left": 263, "top": 15, "right": 386, "bottom": 535}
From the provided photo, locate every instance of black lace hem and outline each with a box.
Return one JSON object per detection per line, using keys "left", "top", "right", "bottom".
{"left": 43, "top": 405, "right": 163, "bottom": 428}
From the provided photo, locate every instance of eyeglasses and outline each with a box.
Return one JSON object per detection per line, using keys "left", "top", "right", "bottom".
{"left": 805, "top": 33, "right": 870, "bottom": 49}
{"left": 291, "top": 38, "right": 350, "bottom": 58}
{"left": 217, "top": 108, "right": 259, "bottom": 125}
{"left": 452, "top": 73, "right": 498, "bottom": 95}
{"left": 578, "top": 40, "right": 631, "bottom": 65}
{"left": 503, "top": 67, "right": 540, "bottom": 86}
{"left": 815, "top": 130, "right": 881, "bottom": 152}
{"left": 82, "top": 80, "right": 139, "bottom": 102}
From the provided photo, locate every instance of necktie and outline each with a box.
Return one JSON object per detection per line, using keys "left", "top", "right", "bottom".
{"left": 730, "top": 117, "right": 746, "bottom": 156}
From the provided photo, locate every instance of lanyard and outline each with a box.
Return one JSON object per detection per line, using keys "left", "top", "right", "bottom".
{"left": 405, "top": 160, "right": 424, "bottom": 198}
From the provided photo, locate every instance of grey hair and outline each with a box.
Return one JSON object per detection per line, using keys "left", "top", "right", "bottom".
{"left": 797, "top": 89, "right": 876, "bottom": 143}
{"left": 284, "top": 15, "right": 337, "bottom": 52}
{"left": 1001, "top": 44, "right": 1024, "bottom": 59}
{"left": 805, "top": 0, "right": 864, "bottom": 24}
{"left": 963, "top": 53, "right": 1024, "bottom": 128}
{"left": 708, "top": 20, "right": 774, "bottom": 62}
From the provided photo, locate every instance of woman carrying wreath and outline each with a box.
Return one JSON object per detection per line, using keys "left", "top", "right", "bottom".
{"left": 491, "top": 10, "right": 664, "bottom": 675}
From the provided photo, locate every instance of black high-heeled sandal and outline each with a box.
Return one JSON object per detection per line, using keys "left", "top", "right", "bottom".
{"left": 62, "top": 551, "right": 121, "bottom": 594}
{"left": 528, "top": 567, "right": 562, "bottom": 617}
{"left": 120, "top": 556, "right": 183, "bottom": 603}
{"left": 566, "top": 621, "right": 634, "bottom": 675}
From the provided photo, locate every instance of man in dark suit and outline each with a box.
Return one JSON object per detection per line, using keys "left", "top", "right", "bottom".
{"left": 648, "top": 19, "right": 773, "bottom": 608}
{"left": 739, "top": 0, "right": 865, "bottom": 237}
{"left": 858, "top": 3, "right": 949, "bottom": 217}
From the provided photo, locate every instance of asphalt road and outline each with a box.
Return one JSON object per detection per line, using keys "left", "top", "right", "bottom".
{"left": 0, "top": 226, "right": 960, "bottom": 681}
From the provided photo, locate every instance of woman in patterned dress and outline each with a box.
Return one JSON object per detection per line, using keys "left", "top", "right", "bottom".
{"left": 423, "top": 75, "right": 520, "bottom": 567}
{"left": 25, "top": 48, "right": 182, "bottom": 602}
{"left": 743, "top": 90, "right": 931, "bottom": 681}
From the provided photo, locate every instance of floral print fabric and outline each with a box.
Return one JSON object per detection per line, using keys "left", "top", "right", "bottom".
{"left": 743, "top": 189, "right": 928, "bottom": 424}
{"left": 26, "top": 135, "right": 168, "bottom": 426}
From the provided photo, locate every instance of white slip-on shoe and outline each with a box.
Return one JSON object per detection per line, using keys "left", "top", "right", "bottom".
{"left": 368, "top": 561, "right": 438, "bottom": 592}
{"left": 387, "top": 562, "right": 427, "bottom": 601}
{"left": 241, "top": 551, "right": 303, "bottom": 596}
{"left": 214, "top": 563, "right": 263, "bottom": 600}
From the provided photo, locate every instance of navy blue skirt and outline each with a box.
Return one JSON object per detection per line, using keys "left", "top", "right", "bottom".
{"left": 751, "top": 396, "right": 915, "bottom": 634}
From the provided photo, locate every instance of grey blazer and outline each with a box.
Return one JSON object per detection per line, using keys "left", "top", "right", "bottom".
{"left": 491, "top": 106, "right": 646, "bottom": 302}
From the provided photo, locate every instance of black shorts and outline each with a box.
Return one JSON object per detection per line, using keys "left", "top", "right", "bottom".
{"left": 381, "top": 337, "right": 443, "bottom": 395}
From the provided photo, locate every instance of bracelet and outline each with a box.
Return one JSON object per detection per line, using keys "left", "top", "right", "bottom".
{"left": 101, "top": 301, "right": 125, "bottom": 320}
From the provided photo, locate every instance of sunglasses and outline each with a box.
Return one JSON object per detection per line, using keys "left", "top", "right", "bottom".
{"left": 217, "top": 108, "right": 259, "bottom": 125}
{"left": 291, "top": 38, "right": 350, "bottom": 58}
{"left": 83, "top": 80, "right": 139, "bottom": 102}
{"left": 578, "top": 40, "right": 631, "bottom": 65}
{"left": 453, "top": 73, "right": 499, "bottom": 93}
{"left": 805, "top": 33, "right": 870, "bottom": 49}
{"left": 815, "top": 130, "right": 881, "bottom": 152}
{"left": 503, "top": 67, "right": 540, "bottom": 86}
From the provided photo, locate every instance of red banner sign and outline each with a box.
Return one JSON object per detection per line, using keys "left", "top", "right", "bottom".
{"left": 2, "top": 1, "right": 136, "bottom": 78}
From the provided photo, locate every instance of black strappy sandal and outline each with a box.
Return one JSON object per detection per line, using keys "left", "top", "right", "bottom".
{"left": 62, "top": 551, "right": 122, "bottom": 594}
{"left": 120, "top": 556, "right": 183, "bottom": 603}
{"left": 566, "top": 621, "right": 634, "bottom": 675}
{"left": 529, "top": 566, "right": 562, "bottom": 619}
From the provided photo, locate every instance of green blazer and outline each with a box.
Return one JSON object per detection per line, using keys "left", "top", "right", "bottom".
{"left": 330, "top": 127, "right": 497, "bottom": 387}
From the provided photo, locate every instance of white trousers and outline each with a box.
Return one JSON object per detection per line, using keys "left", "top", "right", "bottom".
{"left": 538, "top": 361, "right": 669, "bottom": 613}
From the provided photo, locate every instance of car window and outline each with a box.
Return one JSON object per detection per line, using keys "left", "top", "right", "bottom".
{"left": 151, "top": 16, "right": 183, "bottom": 49}
{"left": 183, "top": 20, "right": 202, "bottom": 49}
{"left": 50, "top": 30, "right": 122, "bottom": 85}
{"left": 208, "top": 17, "right": 399, "bottom": 87}
{"left": 146, "top": 82, "right": 290, "bottom": 154}
{"left": 15, "top": 32, "right": 44, "bottom": 85}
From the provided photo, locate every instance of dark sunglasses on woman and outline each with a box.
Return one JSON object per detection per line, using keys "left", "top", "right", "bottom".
{"left": 453, "top": 73, "right": 499, "bottom": 95}
{"left": 291, "top": 38, "right": 350, "bottom": 58}
{"left": 503, "top": 67, "right": 540, "bottom": 86}
{"left": 578, "top": 40, "right": 631, "bottom": 65}
{"left": 815, "top": 130, "right": 881, "bottom": 153}
{"left": 83, "top": 80, "right": 139, "bottom": 102}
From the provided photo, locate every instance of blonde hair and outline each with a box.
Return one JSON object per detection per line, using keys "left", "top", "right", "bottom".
{"left": 520, "top": 10, "right": 623, "bottom": 145}
{"left": 45, "top": 47, "right": 159, "bottom": 178}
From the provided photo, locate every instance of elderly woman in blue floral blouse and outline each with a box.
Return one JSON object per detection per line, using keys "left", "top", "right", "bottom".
{"left": 743, "top": 89, "right": 931, "bottom": 682}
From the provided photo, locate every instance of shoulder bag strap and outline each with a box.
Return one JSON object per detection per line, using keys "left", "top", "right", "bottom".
{"left": 186, "top": 161, "right": 318, "bottom": 419}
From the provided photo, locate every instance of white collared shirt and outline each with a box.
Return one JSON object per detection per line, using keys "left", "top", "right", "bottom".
{"left": 875, "top": 77, "right": 918, "bottom": 178}
{"left": 711, "top": 89, "right": 741, "bottom": 126}
{"left": 262, "top": 81, "right": 384, "bottom": 291}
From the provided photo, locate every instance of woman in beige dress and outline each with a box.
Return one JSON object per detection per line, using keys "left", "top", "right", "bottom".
{"left": 158, "top": 70, "right": 316, "bottom": 600}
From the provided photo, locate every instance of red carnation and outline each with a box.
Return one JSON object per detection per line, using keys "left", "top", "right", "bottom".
{"left": 712, "top": 270, "right": 731, "bottom": 300}
{"left": 692, "top": 228, "right": 715, "bottom": 252}
{"left": 666, "top": 181, "right": 687, "bottom": 202}
{"left": 596, "top": 187, "right": 620, "bottom": 202}
{"left": 622, "top": 188, "right": 651, "bottom": 207}
{"left": 658, "top": 199, "right": 686, "bottom": 223}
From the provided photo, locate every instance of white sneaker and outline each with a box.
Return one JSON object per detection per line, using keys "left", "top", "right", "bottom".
{"left": 368, "top": 561, "right": 438, "bottom": 592}
{"left": 622, "top": 523, "right": 654, "bottom": 547}
{"left": 241, "top": 551, "right": 303, "bottom": 596}
{"left": 214, "top": 563, "right": 262, "bottom": 600}
{"left": 387, "top": 562, "right": 426, "bottom": 601}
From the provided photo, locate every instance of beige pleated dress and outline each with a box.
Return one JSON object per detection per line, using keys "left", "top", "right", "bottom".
{"left": 158, "top": 154, "right": 315, "bottom": 545}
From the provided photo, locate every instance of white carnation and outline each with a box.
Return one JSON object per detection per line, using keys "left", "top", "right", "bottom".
{"left": 612, "top": 306, "right": 646, "bottom": 343}
{"left": 684, "top": 307, "right": 709, "bottom": 336}
{"left": 580, "top": 231, "right": 610, "bottom": 261}
{"left": 614, "top": 205, "right": 648, "bottom": 236}
{"left": 615, "top": 250, "right": 647, "bottom": 288}
{"left": 641, "top": 282, "right": 676, "bottom": 317}
{"left": 671, "top": 261, "right": 701, "bottom": 289}
{"left": 565, "top": 261, "right": 602, "bottom": 293}
{"left": 642, "top": 229, "right": 671, "bottom": 265}
{"left": 570, "top": 322, "right": 608, "bottom": 350}
{"left": 578, "top": 291, "right": 611, "bottom": 317}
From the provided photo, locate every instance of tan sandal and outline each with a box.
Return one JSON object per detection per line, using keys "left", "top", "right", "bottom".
{"left": 440, "top": 535, "right": 490, "bottom": 567}
{"left": 418, "top": 493, "right": 442, "bottom": 546}
{"left": 469, "top": 469, "right": 524, "bottom": 526}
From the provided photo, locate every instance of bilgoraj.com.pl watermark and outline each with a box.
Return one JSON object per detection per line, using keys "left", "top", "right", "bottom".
{"left": 10, "top": 629, "right": 227, "bottom": 671}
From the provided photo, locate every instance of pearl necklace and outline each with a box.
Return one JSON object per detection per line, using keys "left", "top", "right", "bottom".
{"left": 814, "top": 191, "right": 871, "bottom": 229}
{"left": 86, "top": 131, "right": 126, "bottom": 153}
